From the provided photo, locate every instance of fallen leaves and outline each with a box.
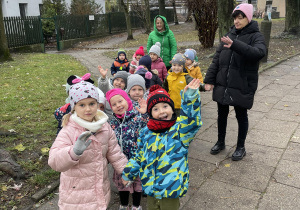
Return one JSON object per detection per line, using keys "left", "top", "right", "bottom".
{"left": 14, "top": 144, "right": 26, "bottom": 152}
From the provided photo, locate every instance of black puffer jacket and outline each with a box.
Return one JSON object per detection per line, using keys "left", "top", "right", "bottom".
{"left": 204, "top": 21, "right": 266, "bottom": 109}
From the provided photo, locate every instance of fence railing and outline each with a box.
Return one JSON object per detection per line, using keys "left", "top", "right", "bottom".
{"left": 3, "top": 16, "right": 43, "bottom": 48}
{"left": 3, "top": 9, "right": 174, "bottom": 49}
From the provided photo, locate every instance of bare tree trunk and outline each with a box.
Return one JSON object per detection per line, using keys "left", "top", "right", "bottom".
{"left": 217, "top": 0, "right": 234, "bottom": 41}
{"left": 120, "top": 0, "right": 133, "bottom": 40}
{"left": 144, "top": 0, "right": 151, "bottom": 34}
{"left": 173, "top": 0, "right": 179, "bottom": 25}
{"left": 0, "top": 1, "right": 12, "bottom": 62}
{"left": 285, "top": 0, "right": 300, "bottom": 35}
{"left": 159, "top": 0, "right": 166, "bottom": 17}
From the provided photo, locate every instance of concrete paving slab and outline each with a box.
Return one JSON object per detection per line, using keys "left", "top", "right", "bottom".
{"left": 242, "top": 143, "right": 284, "bottom": 167}
{"left": 274, "top": 78, "right": 300, "bottom": 86}
{"left": 202, "top": 100, "right": 218, "bottom": 109}
{"left": 273, "top": 159, "right": 300, "bottom": 188}
{"left": 253, "top": 118, "right": 298, "bottom": 134}
{"left": 189, "top": 139, "right": 235, "bottom": 165}
{"left": 181, "top": 179, "right": 261, "bottom": 210}
{"left": 256, "top": 78, "right": 273, "bottom": 91}
{"left": 200, "top": 92, "right": 213, "bottom": 105}
{"left": 195, "top": 126, "right": 238, "bottom": 147}
{"left": 254, "top": 94, "right": 282, "bottom": 105}
{"left": 282, "top": 142, "right": 300, "bottom": 163}
{"left": 265, "top": 109, "right": 300, "bottom": 122}
{"left": 210, "top": 160, "right": 274, "bottom": 192}
{"left": 273, "top": 101, "right": 300, "bottom": 111}
{"left": 258, "top": 182, "right": 300, "bottom": 210}
{"left": 251, "top": 101, "right": 274, "bottom": 113}
{"left": 281, "top": 94, "right": 300, "bottom": 103}
{"left": 247, "top": 129, "right": 291, "bottom": 148}
{"left": 195, "top": 118, "right": 216, "bottom": 135}
{"left": 256, "top": 87, "right": 286, "bottom": 97}
{"left": 200, "top": 107, "right": 218, "bottom": 120}
{"left": 291, "top": 128, "right": 300, "bottom": 143}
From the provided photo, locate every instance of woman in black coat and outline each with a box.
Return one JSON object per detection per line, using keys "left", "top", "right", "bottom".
{"left": 204, "top": 3, "right": 266, "bottom": 161}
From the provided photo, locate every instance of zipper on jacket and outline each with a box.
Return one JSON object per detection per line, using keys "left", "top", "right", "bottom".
{"left": 161, "top": 36, "right": 164, "bottom": 60}
{"left": 224, "top": 35, "right": 238, "bottom": 102}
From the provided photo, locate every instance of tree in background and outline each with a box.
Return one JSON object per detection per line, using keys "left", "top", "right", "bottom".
{"left": 285, "top": 0, "right": 300, "bottom": 35}
{"left": 120, "top": 0, "right": 133, "bottom": 40}
{"left": 217, "top": 0, "right": 234, "bottom": 41}
{"left": 0, "top": 0, "right": 12, "bottom": 61}
{"left": 172, "top": 0, "right": 179, "bottom": 25}
{"left": 131, "top": 0, "right": 152, "bottom": 34}
{"left": 70, "top": 0, "right": 103, "bottom": 15}
{"left": 159, "top": 0, "right": 166, "bottom": 17}
{"left": 187, "top": 0, "right": 218, "bottom": 48}
{"left": 41, "top": 0, "right": 68, "bottom": 43}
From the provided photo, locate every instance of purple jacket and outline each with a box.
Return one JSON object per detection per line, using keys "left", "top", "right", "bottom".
{"left": 151, "top": 57, "right": 168, "bottom": 82}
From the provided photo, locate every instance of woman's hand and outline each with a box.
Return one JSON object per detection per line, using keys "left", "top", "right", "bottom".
{"left": 221, "top": 36, "right": 233, "bottom": 48}
{"left": 98, "top": 65, "right": 108, "bottom": 79}
{"left": 184, "top": 79, "right": 200, "bottom": 93}
{"left": 136, "top": 98, "right": 147, "bottom": 114}
{"left": 205, "top": 84, "right": 214, "bottom": 91}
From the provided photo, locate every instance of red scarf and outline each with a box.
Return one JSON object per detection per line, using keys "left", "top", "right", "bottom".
{"left": 147, "top": 114, "right": 177, "bottom": 133}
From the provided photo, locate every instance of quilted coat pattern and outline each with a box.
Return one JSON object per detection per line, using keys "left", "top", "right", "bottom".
{"left": 48, "top": 118, "right": 127, "bottom": 210}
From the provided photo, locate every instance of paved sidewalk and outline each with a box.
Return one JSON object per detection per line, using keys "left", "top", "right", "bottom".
{"left": 40, "top": 33, "right": 300, "bottom": 209}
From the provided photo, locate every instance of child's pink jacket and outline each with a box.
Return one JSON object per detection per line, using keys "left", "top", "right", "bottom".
{"left": 48, "top": 116, "right": 127, "bottom": 209}
{"left": 129, "top": 53, "right": 139, "bottom": 74}
{"left": 151, "top": 57, "right": 168, "bottom": 82}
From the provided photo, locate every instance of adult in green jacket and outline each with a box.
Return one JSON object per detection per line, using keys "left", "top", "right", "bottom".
{"left": 147, "top": 15, "right": 177, "bottom": 70}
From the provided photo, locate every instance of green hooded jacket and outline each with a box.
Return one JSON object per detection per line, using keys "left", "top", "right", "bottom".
{"left": 147, "top": 15, "right": 177, "bottom": 68}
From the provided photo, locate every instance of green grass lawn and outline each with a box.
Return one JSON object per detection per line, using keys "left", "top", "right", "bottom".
{"left": 0, "top": 53, "right": 94, "bottom": 208}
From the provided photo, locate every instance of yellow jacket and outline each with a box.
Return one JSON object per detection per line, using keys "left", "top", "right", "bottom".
{"left": 185, "top": 62, "right": 203, "bottom": 83}
{"left": 163, "top": 70, "right": 193, "bottom": 109}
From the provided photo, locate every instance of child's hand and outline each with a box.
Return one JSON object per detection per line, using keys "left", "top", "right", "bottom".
{"left": 184, "top": 79, "right": 200, "bottom": 93}
{"left": 98, "top": 65, "right": 108, "bottom": 79}
{"left": 205, "top": 84, "right": 214, "bottom": 91}
{"left": 136, "top": 98, "right": 147, "bottom": 114}
{"left": 122, "top": 178, "right": 129, "bottom": 187}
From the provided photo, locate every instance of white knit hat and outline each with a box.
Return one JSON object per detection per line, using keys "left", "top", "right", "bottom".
{"left": 149, "top": 42, "right": 161, "bottom": 57}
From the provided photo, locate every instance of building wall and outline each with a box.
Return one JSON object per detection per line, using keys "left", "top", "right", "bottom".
{"left": 1, "top": 0, "right": 105, "bottom": 17}
{"left": 257, "top": 0, "right": 285, "bottom": 17}
{"left": 1, "top": 0, "right": 43, "bottom": 17}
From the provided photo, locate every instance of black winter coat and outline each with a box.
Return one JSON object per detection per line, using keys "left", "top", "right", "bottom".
{"left": 204, "top": 21, "right": 266, "bottom": 109}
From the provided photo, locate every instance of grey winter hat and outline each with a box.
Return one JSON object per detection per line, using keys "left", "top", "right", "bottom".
{"left": 149, "top": 42, "right": 161, "bottom": 57}
{"left": 111, "top": 71, "right": 130, "bottom": 89}
{"left": 171, "top": 53, "right": 186, "bottom": 66}
{"left": 126, "top": 74, "right": 146, "bottom": 94}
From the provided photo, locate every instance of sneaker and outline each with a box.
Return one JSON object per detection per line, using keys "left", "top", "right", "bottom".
{"left": 132, "top": 206, "right": 142, "bottom": 210}
{"left": 119, "top": 205, "right": 129, "bottom": 210}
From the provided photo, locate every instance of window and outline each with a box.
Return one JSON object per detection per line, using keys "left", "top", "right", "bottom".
{"left": 19, "top": 3, "right": 27, "bottom": 18}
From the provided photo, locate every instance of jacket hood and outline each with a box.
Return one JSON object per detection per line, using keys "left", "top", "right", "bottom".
{"left": 154, "top": 15, "right": 169, "bottom": 36}
{"left": 231, "top": 20, "right": 259, "bottom": 35}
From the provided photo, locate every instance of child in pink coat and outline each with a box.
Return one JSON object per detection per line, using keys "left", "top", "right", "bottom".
{"left": 149, "top": 42, "right": 168, "bottom": 82}
{"left": 49, "top": 80, "right": 127, "bottom": 210}
{"left": 130, "top": 46, "right": 145, "bottom": 74}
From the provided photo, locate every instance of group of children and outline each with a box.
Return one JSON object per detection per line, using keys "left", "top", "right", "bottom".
{"left": 50, "top": 44, "right": 204, "bottom": 210}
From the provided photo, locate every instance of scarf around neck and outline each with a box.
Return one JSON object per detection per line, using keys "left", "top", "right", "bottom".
{"left": 147, "top": 113, "right": 177, "bottom": 133}
{"left": 71, "top": 110, "right": 108, "bottom": 132}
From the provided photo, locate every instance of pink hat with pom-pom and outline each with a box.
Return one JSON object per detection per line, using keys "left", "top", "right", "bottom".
{"left": 135, "top": 46, "right": 145, "bottom": 56}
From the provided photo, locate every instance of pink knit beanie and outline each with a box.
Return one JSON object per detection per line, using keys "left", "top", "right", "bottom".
{"left": 106, "top": 88, "right": 133, "bottom": 117}
{"left": 233, "top": 3, "right": 253, "bottom": 23}
{"left": 135, "top": 46, "right": 145, "bottom": 56}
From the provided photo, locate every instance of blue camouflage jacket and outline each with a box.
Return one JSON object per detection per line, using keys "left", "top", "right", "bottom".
{"left": 122, "top": 89, "right": 202, "bottom": 199}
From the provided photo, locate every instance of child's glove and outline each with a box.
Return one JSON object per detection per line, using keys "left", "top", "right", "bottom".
{"left": 199, "top": 83, "right": 206, "bottom": 92}
{"left": 73, "top": 131, "right": 93, "bottom": 156}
